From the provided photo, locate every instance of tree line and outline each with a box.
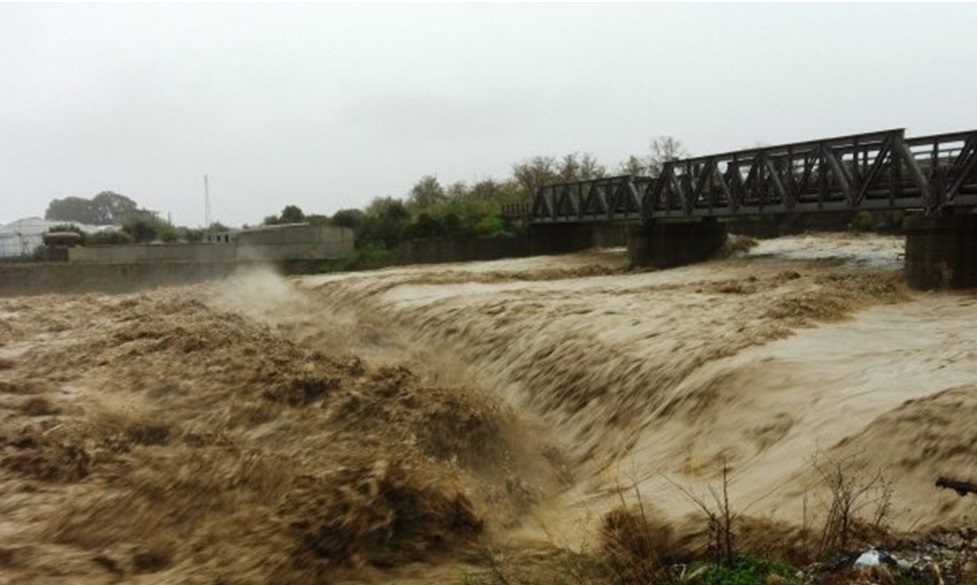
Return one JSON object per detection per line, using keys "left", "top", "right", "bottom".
{"left": 42, "top": 137, "right": 686, "bottom": 259}
{"left": 330, "top": 136, "right": 686, "bottom": 262}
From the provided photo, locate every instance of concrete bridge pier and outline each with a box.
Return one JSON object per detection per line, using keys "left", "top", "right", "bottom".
{"left": 628, "top": 218, "right": 727, "bottom": 269}
{"left": 904, "top": 213, "right": 977, "bottom": 290}
{"left": 526, "top": 223, "right": 629, "bottom": 256}
{"left": 527, "top": 223, "right": 595, "bottom": 255}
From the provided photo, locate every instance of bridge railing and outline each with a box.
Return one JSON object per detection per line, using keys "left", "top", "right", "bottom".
{"left": 532, "top": 175, "right": 652, "bottom": 223}
{"left": 646, "top": 129, "right": 928, "bottom": 218}
{"left": 904, "top": 131, "right": 977, "bottom": 207}
{"left": 530, "top": 128, "right": 977, "bottom": 224}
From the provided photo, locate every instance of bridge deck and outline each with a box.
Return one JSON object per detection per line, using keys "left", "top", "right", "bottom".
{"left": 529, "top": 128, "right": 977, "bottom": 224}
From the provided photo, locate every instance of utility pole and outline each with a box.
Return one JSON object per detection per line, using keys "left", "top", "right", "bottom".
{"left": 204, "top": 174, "right": 212, "bottom": 228}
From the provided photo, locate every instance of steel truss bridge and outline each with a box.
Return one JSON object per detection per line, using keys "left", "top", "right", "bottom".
{"left": 528, "top": 128, "right": 977, "bottom": 225}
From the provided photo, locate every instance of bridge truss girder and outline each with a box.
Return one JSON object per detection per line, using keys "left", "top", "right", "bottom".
{"left": 530, "top": 128, "right": 977, "bottom": 224}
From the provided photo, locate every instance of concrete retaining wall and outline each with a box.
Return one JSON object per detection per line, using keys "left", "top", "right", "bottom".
{"left": 397, "top": 237, "right": 528, "bottom": 265}
{"left": 69, "top": 243, "right": 236, "bottom": 263}
{"left": 526, "top": 223, "right": 628, "bottom": 256}
{"left": 394, "top": 224, "right": 628, "bottom": 266}
{"left": 68, "top": 225, "right": 354, "bottom": 263}
{"left": 0, "top": 261, "right": 269, "bottom": 297}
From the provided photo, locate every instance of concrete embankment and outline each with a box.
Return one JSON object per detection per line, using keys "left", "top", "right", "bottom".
{"left": 0, "top": 261, "right": 269, "bottom": 296}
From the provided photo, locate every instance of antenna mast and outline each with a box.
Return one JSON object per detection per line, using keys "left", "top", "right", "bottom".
{"left": 204, "top": 174, "right": 212, "bottom": 228}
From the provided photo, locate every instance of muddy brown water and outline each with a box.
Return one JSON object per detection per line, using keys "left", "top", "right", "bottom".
{"left": 1, "top": 233, "right": 976, "bottom": 584}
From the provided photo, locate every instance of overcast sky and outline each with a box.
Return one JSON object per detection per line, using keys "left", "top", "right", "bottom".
{"left": 2, "top": 3, "right": 976, "bottom": 227}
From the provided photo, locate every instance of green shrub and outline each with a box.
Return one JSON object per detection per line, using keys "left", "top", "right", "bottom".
{"left": 474, "top": 214, "right": 510, "bottom": 238}
{"left": 125, "top": 218, "right": 164, "bottom": 242}
{"left": 180, "top": 228, "right": 205, "bottom": 243}
{"left": 89, "top": 230, "right": 133, "bottom": 245}
{"left": 344, "top": 245, "right": 398, "bottom": 271}
{"left": 696, "top": 554, "right": 800, "bottom": 585}
{"left": 158, "top": 226, "right": 179, "bottom": 243}
{"left": 850, "top": 211, "right": 875, "bottom": 232}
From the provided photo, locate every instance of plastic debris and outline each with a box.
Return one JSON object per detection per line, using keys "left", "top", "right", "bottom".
{"left": 854, "top": 549, "right": 898, "bottom": 568}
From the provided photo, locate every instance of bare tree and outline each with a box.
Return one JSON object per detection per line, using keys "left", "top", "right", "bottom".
{"left": 618, "top": 136, "right": 689, "bottom": 177}
{"left": 648, "top": 136, "right": 688, "bottom": 175}
{"left": 512, "top": 155, "right": 559, "bottom": 200}
{"left": 618, "top": 154, "right": 649, "bottom": 176}
{"left": 558, "top": 152, "right": 606, "bottom": 182}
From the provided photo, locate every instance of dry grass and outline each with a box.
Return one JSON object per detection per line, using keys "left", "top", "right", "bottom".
{"left": 812, "top": 452, "right": 894, "bottom": 561}
{"left": 599, "top": 504, "right": 676, "bottom": 583}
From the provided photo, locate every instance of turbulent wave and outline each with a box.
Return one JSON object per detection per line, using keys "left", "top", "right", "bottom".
{"left": 302, "top": 234, "right": 976, "bottom": 537}
{"left": 2, "top": 234, "right": 977, "bottom": 583}
{"left": 0, "top": 276, "right": 563, "bottom": 583}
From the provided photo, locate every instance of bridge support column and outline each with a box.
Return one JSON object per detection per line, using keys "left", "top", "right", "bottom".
{"left": 628, "top": 218, "right": 727, "bottom": 269}
{"left": 527, "top": 223, "right": 594, "bottom": 255}
{"left": 904, "top": 213, "right": 977, "bottom": 290}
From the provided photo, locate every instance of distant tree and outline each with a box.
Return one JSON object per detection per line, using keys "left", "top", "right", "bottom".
{"left": 264, "top": 205, "right": 306, "bottom": 225}
{"left": 91, "top": 191, "right": 149, "bottom": 224}
{"left": 365, "top": 197, "right": 409, "bottom": 222}
{"left": 357, "top": 197, "right": 411, "bottom": 248}
{"left": 158, "top": 224, "right": 179, "bottom": 243}
{"left": 279, "top": 205, "right": 306, "bottom": 224}
{"left": 45, "top": 191, "right": 155, "bottom": 225}
{"left": 332, "top": 209, "right": 364, "bottom": 229}
{"left": 512, "top": 156, "right": 559, "bottom": 201}
{"left": 557, "top": 152, "right": 606, "bottom": 182}
{"left": 122, "top": 218, "right": 159, "bottom": 243}
{"left": 404, "top": 211, "right": 446, "bottom": 239}
{"left": 618, "top": 154, "right": 649, "bottom": 176}
{"left": 510, "top": 152, "right": 605, "bottom": 201}
{"left": 306, "top": 214, "right": 330, "bottom": 226}
{"left": 618, "top": 136, "right": 688, "bottom": 176}
{"left": 407, "top": 175, "right": 446, "bottom": 210}
{"left": 445, "top": 181, "right": 468, "bottom": 200}
{"left": 442, "top": 212, "right": 462, "bottom": 237}
{"left": 468, "top": 178, "right": 523, "bottom": 206}
{"left": 181, "top": 228, "right": 205, "bottom": 242}
{"left": 648, "top": 136, "right": 688, "bottom": 175}
{"left": 207, "top": 222, "right": 230, "bottom": 233}
{"left": 45, "top": 197, "right": 98, "bottom": 224}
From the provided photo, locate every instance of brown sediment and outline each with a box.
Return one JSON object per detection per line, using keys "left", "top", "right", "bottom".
{"left": 2, "top": 234, "right": 977, "bottom": 583}
{"left": 0, "top": 280, "right": 564, "bottom": 583}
